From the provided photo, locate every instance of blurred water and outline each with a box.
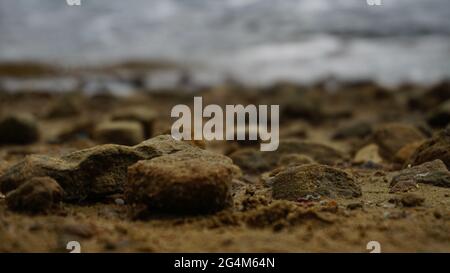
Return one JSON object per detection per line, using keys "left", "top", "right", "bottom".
{"left": 0, "top": 0, "right": 449, "bottom": 85}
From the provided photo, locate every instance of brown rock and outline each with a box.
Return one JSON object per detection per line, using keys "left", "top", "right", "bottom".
{"left": 94, "top": 121, "right": 145, "bottom": 146}
{"left": 230, "top": 139, "right": 345, "bottom": 174}
{"left": 0, "top": 135, "right": 203, "bottom": 201}
{"left": 409, "top": 128, "right": 450, "bottom": 169}
{"left": 45, "top": 95, "right": 82, "bottom": 119}
{"left": 126, "top": 151, "right": 238, "bottom": 214}
{"left": 6, "top": 177, "right": 63, "bottom": 213}
{"left": 277, "top": 154, "right": 315, "bottom": 167}
{"left": 427, "top": 100, "right": 450, "bottom": 128}
{"left": 390, "top": 160, "right": 450, "bottom": 193}
{"left": 372, "top": 123, "right": 425, "bottom": 161}
{"left": 400, "top": 193, "right": 425, "bottom": 207}
{"left": 111, "top": 107, "right": 156, "bottom": 138}
{"left": 0, "top": 113, "right": 39, "bottom": 145}
{"left": 353, "top": 144, "right": 383, "bottom": 164}
{"left": 271, "top": 164, "right": 362, "bottom": 201}
{"left": 394, "top": 141, "right": 424, "bottom": 164}
{"left": 332, "top": 121, "right": 372, "bottom": 140}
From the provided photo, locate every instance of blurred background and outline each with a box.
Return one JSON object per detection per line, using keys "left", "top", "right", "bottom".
{"left": 0, "top": 0, "right": 450, "bottom": 87}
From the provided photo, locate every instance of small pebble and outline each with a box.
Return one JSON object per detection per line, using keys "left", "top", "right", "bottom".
{"left": 115, "top": 198, "right": 125, "bottom": 205}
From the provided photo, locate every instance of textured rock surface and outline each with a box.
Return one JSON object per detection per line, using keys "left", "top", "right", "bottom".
{"left": 0, "top": 135, "right": 204, "bottom": 201}
{"left": 126, "top": 153, "right": 237, "bottom": 214}
{"left": 271, "top": 164, "right": 361, "bottom": 200}
{"left": 390, "top": 160, "right": 450, "bottom": 193}
{"left": 6, "top": 177, "right": 63, "bottom": 213}
{"left": 0, "top": 113, "right": 39, "bottom": 144}
{"left": 409, "top": 128, "right": 450, "bottom": 169}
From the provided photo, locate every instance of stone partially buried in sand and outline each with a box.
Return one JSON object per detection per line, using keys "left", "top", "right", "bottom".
{"left": 390, "top": 159, "right": 450, "bottom": 193}
{"left": 371, "top": 123, "right": 425, "bottom": 161}
{"left": 126, "top": 152, "right": 238, "bottom": 214}
{"left": 94, "top": 121, "right": 145, "bottom": 146}
{"left": 271, "top": 164, "right": 361, "bottom": 201}
{"left": 0, "top": 135, "right": 206, "bottom": 201}
{"left": 409, "top": 127, "right": 450, "bottom": 169}
{"left": 6, "top": 176, "right": 63, "bottom": 213}
{"left": 0, "top": 113, "right": 39, "bottom": 145}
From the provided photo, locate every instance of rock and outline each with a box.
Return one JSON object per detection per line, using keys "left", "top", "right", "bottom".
{"left": 409, "top": 128, "right": 450, "bottom": 169}
{"left": 353, "top": 144, "right": 383, "bottom": 164}
{"left": 332, "top": 121, "right": 372, "bottom": 140}
{"left": 45, "top": 95, "right": 82, "bottom": 119}
{"left": 394, "top": 141, "right": 423, "bottom": 164}
{"left": 408, "top": 81, "right": 450, "bottom": 110}
{"left": 390, "top": 160, "right": 450, "bottom": 192}
{"left": 427, "top": 100, "right": 450, "bottom": 128}
{"left": 94, "top": 121, "right": 145, "bottom": 146}
{"left": 346, "top": 202, "right": 363, "bottom": 210}
{"left": 0, "top": 135, "right": 204, "bottom": 201}
{"left": 276, "top": 140, "right": 346, "bottom": 165}
{"left": 277, "top": 154, "right": 315, "bottom": 167}
{"left": 229, "top": 148, "right": 272, "bottom": 174}
{"left": 230, "top": 139, "right": 345, "bottom": 174}
{"left": 126, "top": 151, "right": 238, "bottom": 214}
{"left": 0, "top": 113, "right": 39, "bottom": 144}
{"left": 111, "top": 107, "right": 156, "bottom": 138}
{"left": 371, "top": 123, "right": 425, "bottom": 161}
{"left": 6, "top": 177, "right": 63, "bottom": 213}
{"left": 282, "top": 93, "right": 323, "bottom": 123}
{"left": 271, "top": 164, "right": 362, "bottom": 201}
{"left": 399, "top": 193, "right": 425, "bottom": 207}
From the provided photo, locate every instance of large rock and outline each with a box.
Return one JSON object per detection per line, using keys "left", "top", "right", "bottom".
{"left": 0, "top": 135, "right": 207, "bottom": 201}
{"left": 270, "top": 164, "right": 361, "bottom": 200}
{"left": 126, "top": 151, "right": 238, "bottom": 214}
{"left": 6, "top": 176, "right": 63, "bottom": 213}
{"left": 0, "top": 113, "right": 39, "bottom": 144}
{"left": 390, "top": 159, "right": 450, "bottom": 193}
{"left": 408, "top": 128, "right": 450, "bottom": 169}
{"left": 371, "top": 123, "right": 425, "bottom": 161}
